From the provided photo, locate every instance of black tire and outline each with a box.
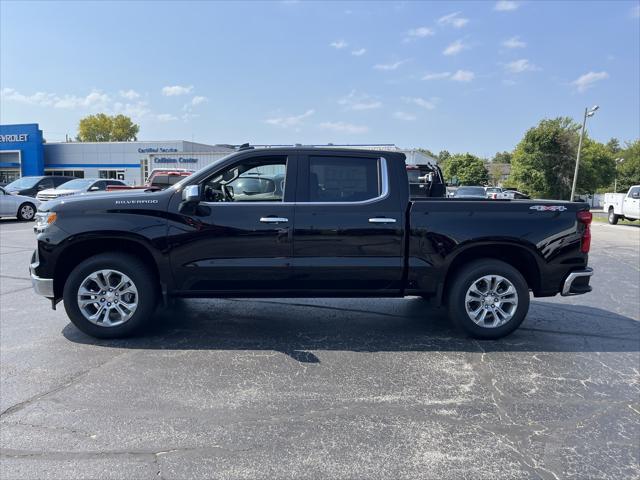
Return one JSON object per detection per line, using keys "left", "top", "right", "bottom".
{"left": 17, "top": 202, "right": 36, "bottom": 221}
{"left": 63, "top": 253, "right": 159, "bottom": 339}
{"left": 608, "top": 208, "right": 619, "bottom": 225}
{"left": 447, "top": 259, "right": 530, "bottom": 340}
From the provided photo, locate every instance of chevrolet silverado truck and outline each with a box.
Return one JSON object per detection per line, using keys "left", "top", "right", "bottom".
{"left": 30, "top": 147, "right": 593, "bottom": 340}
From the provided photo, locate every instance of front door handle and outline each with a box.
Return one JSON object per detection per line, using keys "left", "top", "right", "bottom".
{"left": 368, "top": 217, "right": 396, "bottom": 224}
{"left": 260, "top": 217, "right": 288, "bottom": 223}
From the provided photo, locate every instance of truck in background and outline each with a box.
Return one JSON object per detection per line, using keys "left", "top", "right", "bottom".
{"left": 603, "top": 185, "right": 640, "bottom": 224}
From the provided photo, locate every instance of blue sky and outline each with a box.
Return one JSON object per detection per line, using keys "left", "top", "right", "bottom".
{"left": 1, "top": 0, "right": 639, "bottom": 157}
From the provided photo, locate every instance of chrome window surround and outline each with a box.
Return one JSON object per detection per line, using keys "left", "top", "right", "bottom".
{"left": 200, "top": 157, "right": 389, "bottom": 206}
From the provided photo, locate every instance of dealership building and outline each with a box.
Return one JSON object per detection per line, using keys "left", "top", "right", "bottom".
{"left": 0, "top": 123, "right": 436, "bottom": 185}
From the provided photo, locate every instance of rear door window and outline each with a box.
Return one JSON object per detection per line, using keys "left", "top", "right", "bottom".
{"left": 308, "top": 156, "right": 381, "bottom": 202}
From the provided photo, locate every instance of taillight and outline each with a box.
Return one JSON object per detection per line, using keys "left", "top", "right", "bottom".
{"left": 577, "top": 210, "right": 592, "bottom": 253}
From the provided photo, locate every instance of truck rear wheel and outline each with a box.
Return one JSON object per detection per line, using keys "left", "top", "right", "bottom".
{"left": 608, "top": 207, "right": 619, "bottom": 225}
{"left": 63, "top": 253, "right": 158, "bottom": 339}
{"left": 447, "top": 259, "right": 530, "bottom": 339}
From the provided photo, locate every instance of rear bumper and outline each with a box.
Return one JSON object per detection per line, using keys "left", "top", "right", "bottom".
{"left": 561, "top": 268, "right": 593, "bottom": 296}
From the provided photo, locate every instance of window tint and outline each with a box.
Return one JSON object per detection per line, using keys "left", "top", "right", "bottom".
{"left": 308, "top": 156, "right": 381, "bottom": 202}
{"left": 628, "top": 187, "right": 640, "bottom": 197}
{"left": 39, "top": 178, "right": 54, "bottom": 189}
{"left": 202, "top": 156, "right": 287, "bottom": 202}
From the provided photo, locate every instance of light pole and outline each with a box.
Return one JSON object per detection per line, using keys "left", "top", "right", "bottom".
{"left": 613, "top": 157, "right": 624, "bottom": 193}
{"left": 570, "top": 105, "right": 599, "bottom": 201}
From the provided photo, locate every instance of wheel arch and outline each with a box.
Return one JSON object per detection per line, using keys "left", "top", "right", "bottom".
{"left": 53, "top": 234, "right": 168, "bottom": 299}
{"left": 440, "top": 242, "right": 542, "bottom": 305}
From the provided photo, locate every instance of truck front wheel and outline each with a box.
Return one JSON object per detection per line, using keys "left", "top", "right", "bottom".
{"left": 63, "top": 253, "right": 158, "bottom": 339}
{"left": 447, "top": 259, "right": 530, "bottom": 339}
{"left": 608, "top": 207, "right": 619, "bottom": 225}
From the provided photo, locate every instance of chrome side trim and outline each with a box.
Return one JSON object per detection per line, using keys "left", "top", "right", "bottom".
{"left": 259, "top": 217, "right": 288, "bottom": 223}
{"left": 369, "top": 217, "right": 397, "bottom": 223}
{"left": 561, "top": 268, "right": 593, "bottom": 296}
{"left": 30, "top": 262, "right": 54, "bottom": 298}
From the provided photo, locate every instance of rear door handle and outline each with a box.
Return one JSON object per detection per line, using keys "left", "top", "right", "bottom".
{"left": 260, "top": 217, "right": 288, "bottom": 223}
{"left": 368, "top": 217, "right": 396, "bottom": 223}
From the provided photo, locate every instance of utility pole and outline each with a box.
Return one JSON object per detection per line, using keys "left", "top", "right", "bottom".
{"left": 570, "top": 105, "right": 599, "bottom": 201}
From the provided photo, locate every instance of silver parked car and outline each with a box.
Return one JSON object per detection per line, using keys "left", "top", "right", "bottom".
{"left": 0, "top": 186, "right": 40, "bottom": 221}
{"left": 36, "top": 178, "right": 126, "bottom": 201}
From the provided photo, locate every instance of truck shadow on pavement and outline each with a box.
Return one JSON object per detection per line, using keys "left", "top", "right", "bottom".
{"left": 62, "top": 298, "right": 640, "bottom": 362}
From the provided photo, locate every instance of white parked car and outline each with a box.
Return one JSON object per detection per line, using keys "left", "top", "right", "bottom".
{"left": 0, "top": 186, "right": 40, "bottom": 221}
{"left": 36, "top": 178, "right": 126, "bottom": 201}
{"left": 603, "top": 185, "right": 640, "bottom": 224}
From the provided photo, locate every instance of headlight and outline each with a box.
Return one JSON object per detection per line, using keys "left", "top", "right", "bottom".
{"left": 34, "top": 211, "right": 57, "bottom": 232}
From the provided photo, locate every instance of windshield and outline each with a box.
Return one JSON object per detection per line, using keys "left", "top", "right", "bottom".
{"left": 57, "top": 179, "right": 93, "bottom": 190}
{"left": 5, "top": 177, "right": 42, "bottom": 189}
{"left": 456, "top": 187, "right": 486, "bottom": 196}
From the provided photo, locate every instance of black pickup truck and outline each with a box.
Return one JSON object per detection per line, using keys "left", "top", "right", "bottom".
{"left": 30, "top": 147, "right": 593, "bottom": 340}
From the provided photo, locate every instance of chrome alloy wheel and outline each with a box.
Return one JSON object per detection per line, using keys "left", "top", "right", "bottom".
{"left": 77, "top": 269, "right": 138, "bottom": 327}
{"left": 464, "top": 275, "right": 518, "bottom": 328}
{"left": 20, "top": 204, "right": 35, "bottom": 220}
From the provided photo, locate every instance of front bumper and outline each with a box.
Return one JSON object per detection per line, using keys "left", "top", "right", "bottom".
{"left": 561, "top": 268, "right": 593, "bottom": 296}
{"left": 30, "top": 256, "right": 54, "bottom": 298}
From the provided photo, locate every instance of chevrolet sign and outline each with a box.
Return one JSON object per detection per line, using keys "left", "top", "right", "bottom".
{"left": 0, "top": 134, "right": 29, "bottom": 143}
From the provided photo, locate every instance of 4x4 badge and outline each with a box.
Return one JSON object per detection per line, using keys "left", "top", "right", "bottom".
{"left": 529, "top": 205, "right": 567, "bottom": 212}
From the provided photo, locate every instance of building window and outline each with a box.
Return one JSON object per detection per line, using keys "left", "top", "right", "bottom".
{"left": 99, "top": 170, "right": 125, "bottom": 181}
{"left": 45, "top": 170, "right": 85, "bottom": 178}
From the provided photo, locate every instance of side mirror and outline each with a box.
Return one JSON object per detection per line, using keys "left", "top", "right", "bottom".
{"left": 88, "top": 186, "right": 100, "bottom": 191}
{"left": 182, "top": 185, "right": 200, "bottom": 202}
{"left": 632, "top": 192, "right": 640, "bottom": 199}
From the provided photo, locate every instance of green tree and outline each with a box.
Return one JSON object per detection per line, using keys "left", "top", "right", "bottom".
{"left": 576, "top": 139, "right": 616, "bottom": 195}
{"left": 492, "top": 151, "right": 512, "bottom": 164}
{"left": 509, "top": 117, "right": 580, "bottom": 199}
{"left": 606, "top": 137, "right": 622, "bottom": 155}
{"left": 616, "top": 140, "right": 640, "bottom": 192}
{"left": 444, "top": 153, "right": 489, "bottom": 185}
{"left": 438, "top": 150, "right": 451, "bottom": 162}
{"left": 76, "top": 113, "right": 139, "bottom": 142}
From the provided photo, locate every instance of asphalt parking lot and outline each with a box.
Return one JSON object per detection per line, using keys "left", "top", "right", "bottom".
{"left": 1, "top": 220, "right": 638, "bottom": 480}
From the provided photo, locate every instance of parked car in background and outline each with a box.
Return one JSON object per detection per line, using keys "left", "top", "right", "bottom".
{"left": 36, "top": 178, "right": 126, "bottom": 201}
{"left": 485, "top": 187, "right": 503, "bottom": 198}
{"left": 487, "top": 189, "right": 531, "bottom": 200}
{"left": 0, "top": 186, "right": 40, "bottom": 221}
{"left": 106, "top": 169, "right": 195, "bottom": 192}
{"left": 453, "top": 186, "right": 488, "bottom": 199}
{"left": 4, "top": 176, "right": 75, "bottom": 197}
{"left": 603, "top": 185, "right": 640, "bottom": 224}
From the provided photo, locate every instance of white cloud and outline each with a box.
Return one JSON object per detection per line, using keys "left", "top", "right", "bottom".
{"left": 265, "top": 109, "right": 315, "bottom": 129}
{"left": 162, "top": 85, "right": 193, "bottom": 96}
{"left": 190, "top": 96, "right": 208, "bottom": 106}
{"left": 0, "top": 88, "right": 110, "bottom": 109}
{"left": 330, "top": 40, "right": 348, "bottom": 49}
{"left": 402, "top": 96, "right": 437, "bottom": 110}
{"left": 374, "top": 59, "right": 410, "bottom": 70}
{"left": 443, "top": 39, "right": 468, "bottom": 56}
{"left": 338, "top": 91, "right": 382, "bottom": 111}
{"left": 494, "top": 1, "right": 519, "bottom": 11}
{"left": 404, "top": 26, "right": 435, "bottom": 41}
{"left": 438, "top": 12, "right": 469, "bottom": 28}
{"left": 505, "top": 58, "right": 539, "bottom": 73}
{"left": 571, "top": 71, "right": 609, "bottom": 93}
{"left": 156, "top": 113, "right": 178, "bottom": 122}
{"left": 502, "top": 36, "right": 526, "bottom": 49}
{"left": 451, "top": 70, "right": 475, "bottom": 82}
{"left": 119, "top": 89, "right": 140, "bottom": 100}
{"left": 632, "top": 5, "right": 640, "bottom": 18}
{"left": 393, "top": 111, "right": 417, "bottom": 121}
{"left": 422, "top": 72, "right": 451, "bottom": 80}
{"left": 319, "top": 121, "right": 369, "bottom": 134}
{"left": 351, "top": 48, "right": 367, "bottom": 56}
